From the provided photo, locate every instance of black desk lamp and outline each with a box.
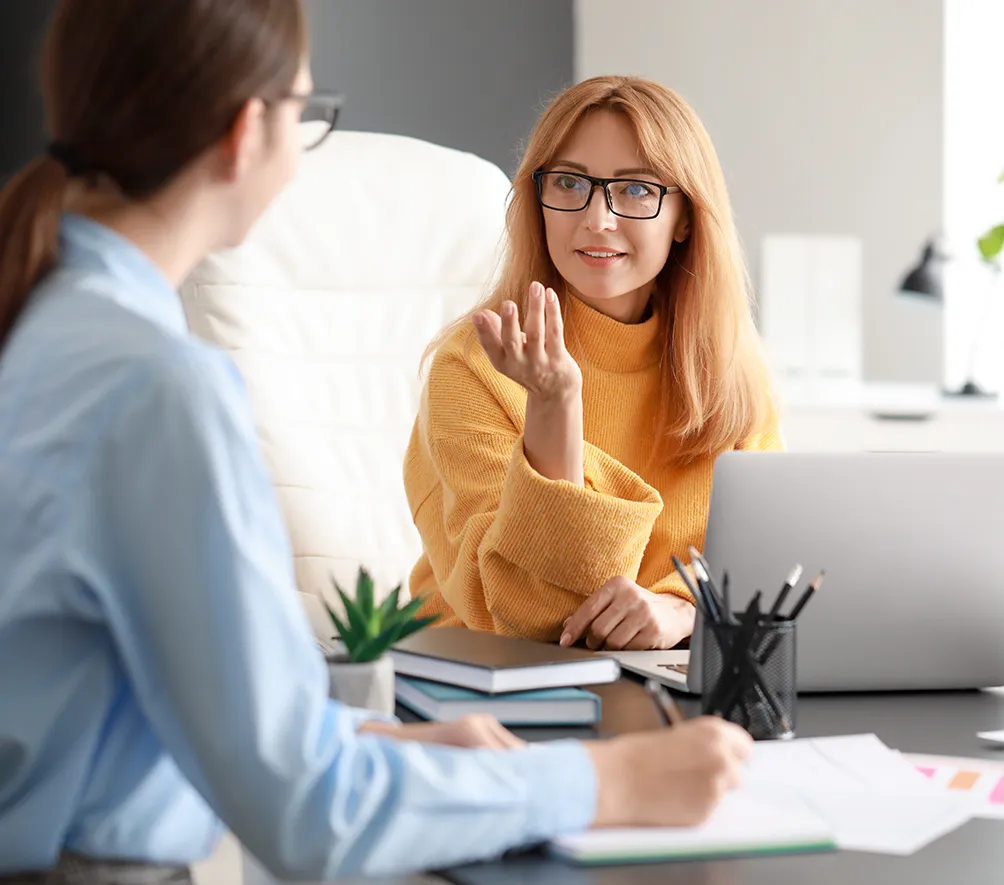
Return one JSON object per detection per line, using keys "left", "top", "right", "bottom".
{"left": 898, "top": 239, "right": 996, "bottom": 399}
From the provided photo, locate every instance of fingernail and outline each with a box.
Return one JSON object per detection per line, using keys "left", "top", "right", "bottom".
{"left": 546, "top": 288, "right": 557, "bottom": 303}
{"left": 530, "top": 286, "right": 542, "bottom": 300}
{"left": 473, "top": 314, "right": 484, "bottom": 328}
{"left": 502, "top": 302, "right": 514, "bottom": 317}
{"left": 559, "top": 632, "right": 571, "bottom": 646}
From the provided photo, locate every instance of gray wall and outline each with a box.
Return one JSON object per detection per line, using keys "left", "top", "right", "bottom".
{"left": 0, "top": 2, "right": 59, "bottom": 180}
{"left": 576, "top": 0, "right": 945, "bottom": 383}
{"left": 303, "top": 0, "right": 574, "bottom": 176}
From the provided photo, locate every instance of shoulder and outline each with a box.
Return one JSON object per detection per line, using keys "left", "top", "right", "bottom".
{"left": 423, "top": 325, "right": 523, "bottom": 438}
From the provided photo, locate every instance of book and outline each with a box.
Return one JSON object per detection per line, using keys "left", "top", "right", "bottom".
{"left": 389, "top": 627, "right": 620, "bottom": 693}
{"left": 395, "top": 676, "right": 601, "bottom": 726}
{"left": 549, "top": 790, "right": 836, "bottom": 865}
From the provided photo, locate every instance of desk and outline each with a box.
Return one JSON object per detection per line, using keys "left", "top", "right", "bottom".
{"left": 438, "top": 679, "right": 1004, "bottom": 885}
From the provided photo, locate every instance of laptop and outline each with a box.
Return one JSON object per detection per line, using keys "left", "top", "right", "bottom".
{"left": 618, "top": 452, "right": 1004, "bottom": 694}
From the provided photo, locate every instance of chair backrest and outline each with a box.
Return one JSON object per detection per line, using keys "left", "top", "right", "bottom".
{"left": 180, "top": 131, "right": 511, "bottom": 603}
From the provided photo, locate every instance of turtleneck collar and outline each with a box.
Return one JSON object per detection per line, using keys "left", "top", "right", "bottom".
{"left": 563, "top": 293, "right": 663, "bottom": 373}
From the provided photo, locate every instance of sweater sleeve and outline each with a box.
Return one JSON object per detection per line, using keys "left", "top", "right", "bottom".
{"left": 407, "top": 352, "right": 663, "bottom": 640}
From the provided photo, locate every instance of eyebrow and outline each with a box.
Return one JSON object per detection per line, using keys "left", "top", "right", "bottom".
{"left": 550, "top": 160, "right": 661, "bottom": 178}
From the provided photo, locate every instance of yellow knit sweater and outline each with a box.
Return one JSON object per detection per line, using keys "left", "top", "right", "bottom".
{"left": 403, "top": 295, "right": 783, "bottom": 641}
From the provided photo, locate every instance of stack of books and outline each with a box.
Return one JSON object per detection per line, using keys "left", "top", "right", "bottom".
{"left": 389, "top": 627, "right": 620, "bottom": 726}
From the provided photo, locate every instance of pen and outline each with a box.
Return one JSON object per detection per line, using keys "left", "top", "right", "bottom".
{"left": 767, "top": 564, "right": 803, "bottom": 622}
{"left": 645, "top": 678, "right": 686, "bottom": 727}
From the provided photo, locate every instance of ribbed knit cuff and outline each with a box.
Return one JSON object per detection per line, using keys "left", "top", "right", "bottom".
{"left": 490, "top": 440, "right": 662, "bottom": 593}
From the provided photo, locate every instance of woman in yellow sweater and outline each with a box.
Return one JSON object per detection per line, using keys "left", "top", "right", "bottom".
{"left": 404, "top": 75, "right": 782, "bottom": 651}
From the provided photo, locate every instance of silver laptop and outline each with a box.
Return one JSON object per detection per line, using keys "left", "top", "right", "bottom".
{"left": 619, "top": 452, "right": 1004, "bottom": 694}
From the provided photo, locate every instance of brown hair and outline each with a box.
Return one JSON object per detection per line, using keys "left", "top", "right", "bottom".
{"left": 426, "top": 75, "right": 775, "bottom": 463}
{"left": 0, "top": 0, "right": 307, "bottom": 351}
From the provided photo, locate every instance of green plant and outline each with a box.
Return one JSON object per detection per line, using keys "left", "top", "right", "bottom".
{"left": 977, "top": 168, "right": 1004, "bottom": 267}
{"left": 326, "top": 567, "right": 437, "bottom": 663}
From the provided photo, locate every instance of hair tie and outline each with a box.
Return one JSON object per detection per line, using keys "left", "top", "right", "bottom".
{"left": 47, "top": 141, "right": 89, "bottom": 178}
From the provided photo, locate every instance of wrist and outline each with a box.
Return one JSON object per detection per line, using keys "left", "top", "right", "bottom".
{"left": 356, "top": 720, "right": 401, "bottom": 737}
{"left": 584, "top": 739, "right": 632, "bottom": 828}
{"left": 526, "top": 383, "right": 582, "bottom": 414}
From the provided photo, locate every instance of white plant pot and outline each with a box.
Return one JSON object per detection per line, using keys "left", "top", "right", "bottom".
{"left": 326, "top": 653, "right": 395, "bottom": 715}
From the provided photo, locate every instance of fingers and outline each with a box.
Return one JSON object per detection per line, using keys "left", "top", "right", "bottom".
{"left": 560, "top": 581, "right": 616, "bottom": 647}
{"left": 586, "top": 603, "right": 631, "bottom": 651}
{"left": 488, "top": 718, "right": 526, "bottom": 749}
{"left": 500, "top": 300, "right": 523, "bottom": 356}
{"left": 473, "top": 310, "right": 505, "bottom": 367}
{"left": 456, "top": 715, "right": 525, "bottom": 749}
{"left": 713, "top": 719, "right": 754, "bottom": 761}
{"left": 602, "top": 614, "right": 646, "bottom": 651}
{"left": 523, "top": 282, "right": 546, "bottom": 360}
{"left": 543, "top": 286, "right": 564, "bottom": 351}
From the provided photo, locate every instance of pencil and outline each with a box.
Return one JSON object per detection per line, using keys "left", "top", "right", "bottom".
{"left": 672, "top": 555, "right": 717, "bottom": 623}
{"left": 788, "top": 570, "right": 826, "bottom": 620}
{"left": 689, "top": 555, "right": 723, "bottom": 624}
{"left": 767, "top": 564, "right": 803, "bottom": 621}
{"left": 722, "top": 570, "right": 732, "bottom": 624}
{"left": 688, "top": 546, "right": 725, "bottom": 614}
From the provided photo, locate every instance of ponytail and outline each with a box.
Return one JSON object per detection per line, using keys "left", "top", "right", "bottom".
{"left": 0, "top": 155, "right": 69, "bottom": 351}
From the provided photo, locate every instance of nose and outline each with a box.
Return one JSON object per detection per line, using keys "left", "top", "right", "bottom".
{"left": 582, "top": 185, "right": 617, "bottom": 232}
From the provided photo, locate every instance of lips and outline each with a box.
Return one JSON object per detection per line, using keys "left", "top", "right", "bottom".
{"left": 576, "top": 248, "right": 626, "bottom": 268}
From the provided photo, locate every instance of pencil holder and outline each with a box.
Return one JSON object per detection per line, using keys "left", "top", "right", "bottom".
{"left": 701, "top": 617, "right": 796, "bottom": 741}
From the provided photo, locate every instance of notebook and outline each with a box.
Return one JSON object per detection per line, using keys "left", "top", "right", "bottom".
{"left": 551, "top": 734, "right": 975, "bottom": 864}
{"left": 395, "top": 677, "right": 601, "bottom": 725}
{"left": 549, "top": 790, "right": 836, "bottom": 864}
{"left": 389, "top": 627, "right": 621, "bottom": 693}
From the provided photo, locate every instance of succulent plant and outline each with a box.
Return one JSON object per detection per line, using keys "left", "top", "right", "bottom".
{"left": 326, "top": 567, "right": 437, "bottom": 663}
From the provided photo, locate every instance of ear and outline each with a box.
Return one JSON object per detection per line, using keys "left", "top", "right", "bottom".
{"left": 673, "top": 207, "right": 691, "bottom": 244}
{"left": 216, "top": 97, "right": 267, "bottom": 184}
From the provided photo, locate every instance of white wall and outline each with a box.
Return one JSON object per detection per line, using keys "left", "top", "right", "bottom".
{"left": 575, "top": 0, "right": 944, "bottom": 384}
{"left": 942, "top": 0, "right": 1004, "bottom": 393}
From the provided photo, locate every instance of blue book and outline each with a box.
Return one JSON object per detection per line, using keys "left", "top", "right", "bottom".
{"left": 396, "top": 676, "right": 602, "bottom": 726}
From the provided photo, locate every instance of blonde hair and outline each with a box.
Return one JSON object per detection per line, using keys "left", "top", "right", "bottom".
{"left": 426, "top": 75, "right": 775, "bottom": 463}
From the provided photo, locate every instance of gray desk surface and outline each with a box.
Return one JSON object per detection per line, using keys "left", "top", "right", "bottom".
{"left": 437, "top": 679, "right": 1004, "bottom": 885}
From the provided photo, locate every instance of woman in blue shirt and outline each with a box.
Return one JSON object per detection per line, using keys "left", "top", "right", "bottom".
{"left": 0, "top": 1, "right": 751, "bottom": 882}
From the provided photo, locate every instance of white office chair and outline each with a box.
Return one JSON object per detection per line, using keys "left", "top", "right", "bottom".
{"left": 181, "top": 130, "right": 510, "bottom": 603}
{"left": 180, "top": 131, "right": 510, "bottom": 885}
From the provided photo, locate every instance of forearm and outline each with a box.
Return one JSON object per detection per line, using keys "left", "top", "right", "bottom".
{"left": 523, "top": 388, "right": 584, "bottom": 486}
{"left": 305, "top": 735, "right": 598, "bottom": 878}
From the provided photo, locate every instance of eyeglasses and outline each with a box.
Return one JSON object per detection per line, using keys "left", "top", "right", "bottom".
{"left": 287, "top": 91, "right": 344, "bottom": 152}
{"left": 532, "top": 170, "right": 682, "bottom": 220}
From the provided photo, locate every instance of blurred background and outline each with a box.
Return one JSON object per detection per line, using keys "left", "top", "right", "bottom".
{"left": 3, "top": 0, "right": 1002, "bottom": 447}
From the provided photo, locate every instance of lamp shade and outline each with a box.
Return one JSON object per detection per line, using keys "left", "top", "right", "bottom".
{"left": 898, "top": 241, "right": 944, "bottom": 300}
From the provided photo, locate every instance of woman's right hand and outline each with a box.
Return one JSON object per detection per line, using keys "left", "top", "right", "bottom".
{"left": 586, "top": 717, "right": 752, "bottom": 828}
{"left": 473, "top": 281, "right": 582, "bottom": 402}
{"left": 474, "top": 282, "right": 586, "bottom": 485}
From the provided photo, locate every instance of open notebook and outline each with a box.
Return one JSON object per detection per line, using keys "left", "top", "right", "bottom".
{"left": 550, "top": 790, "right": 835, "bottom": 864}
{"left": 550, "top": 734, "right": 976, "bottom": 865}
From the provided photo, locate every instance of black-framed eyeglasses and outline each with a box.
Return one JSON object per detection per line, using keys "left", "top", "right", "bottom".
{"left": 532, "top": 170, "right": 682, "bottom": 220}
{"left": 287, "top": 91, "right": 344, "bottom": 152}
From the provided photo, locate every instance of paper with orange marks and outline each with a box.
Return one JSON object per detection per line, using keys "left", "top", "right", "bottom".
{"left": 907, "top": 753, "right": 1004, "bottom": 819}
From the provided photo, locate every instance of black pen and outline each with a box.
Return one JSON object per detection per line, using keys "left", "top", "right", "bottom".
{"left": 645, "top": 678, "right": 686, "bottom": 727}
{"left": 788, "top": 570, "right": 826, "bottom": 620}
{"left": 767, "top": 564, "right": 803, "bottom": 622}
